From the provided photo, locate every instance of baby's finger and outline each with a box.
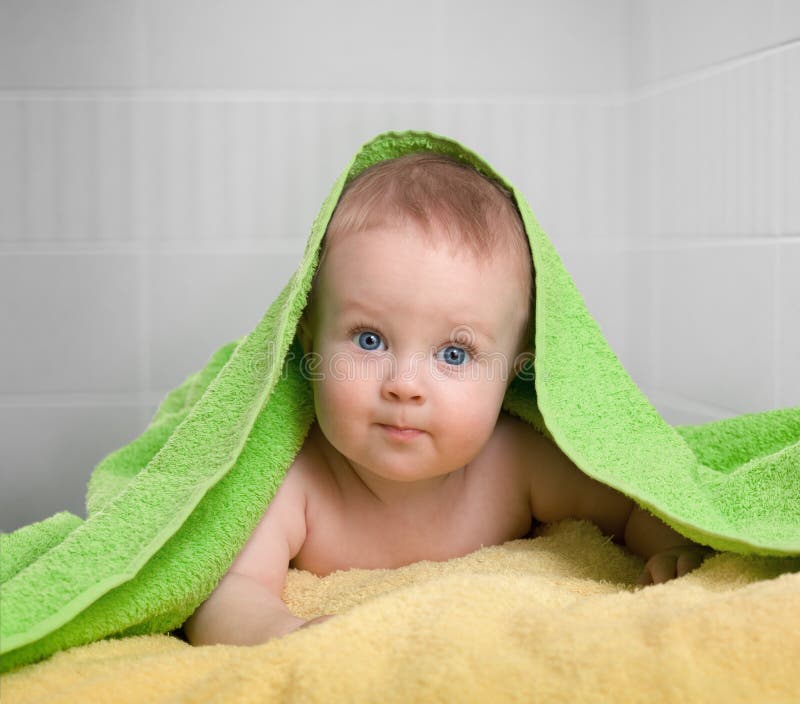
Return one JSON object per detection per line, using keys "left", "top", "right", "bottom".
{"left": 648, "top": 554, "right": 679, "bottom": 584}
{"left": 675, "top": 550, "right": 706, "bottom": 577}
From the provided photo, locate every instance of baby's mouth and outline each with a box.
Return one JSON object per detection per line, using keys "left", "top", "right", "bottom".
{"left": 378, "top": 424, "right": 424, "bottom": 440}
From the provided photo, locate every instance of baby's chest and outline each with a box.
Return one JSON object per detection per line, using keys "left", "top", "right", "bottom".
{"left": 290, "top": 463, "right": 532, "bottom": 577}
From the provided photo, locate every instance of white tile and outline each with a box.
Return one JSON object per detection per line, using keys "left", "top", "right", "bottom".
{"left": 0, "top": 99, "right": 138, "bottom": 243}
{"left": 627, "top": 1, "right": 651, "bottom": 91}
{"left": 17, "top": 100, "right": 58, "bottom": 241}
{"left": 147, "top": 251, "right": 300, "bottom": 391}
{"left": 142, "top": 0, "right": 439, "bottom": 93}
{"left": 0, "top": 0, "right": 142, "bottom": 89}
{"left": 0, "top": 403, "right": 144, "bottom": 532}
{"left": 0, "top": 253, "right": 142, "bottom": 392}
{"left": 782, "top": 44, "right": 800, "bottom": 235}
{"left": 632, "top": 0, "right": 779, "bottom": 86}
{"left": 55, "top": 100, "right": 136, "bottom": 243}
{"left": 652, "top": 244, "right": 775, "bottom": 414}
{"left": 775, "top": 0, "right": 800, "bottom": 43}
{"left": 441, "top": 0, "right": 629, "bottom": 94}
{"left": 0, "top": 101, "right": 23, "bottom": 240}
{"left": 777, "top": 242, "right": 800, "bottom": 407}
{"left": 138, "top": 0, "right": 630, "bottom": 95}
{"left": 644, "top": 55, "right": 777, "bottom": 240}
{"left": 626, "top": 99, "right": 655, "bottom": 246}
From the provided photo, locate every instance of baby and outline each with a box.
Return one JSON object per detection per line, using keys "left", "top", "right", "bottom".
{"left": 184, "top": 153, "right": 710, "bottom": 646}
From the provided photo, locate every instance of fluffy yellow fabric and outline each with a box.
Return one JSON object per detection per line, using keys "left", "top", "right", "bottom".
{"left": 4, "top": 521, "right": 799, "bottom": 704}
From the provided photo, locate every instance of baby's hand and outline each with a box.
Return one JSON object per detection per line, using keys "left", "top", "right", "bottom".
{"left": 637, "top": 545, "right": 712, "bottom": 586}
{"left": 297, "top": 614, "right": 335, "bottom": 630}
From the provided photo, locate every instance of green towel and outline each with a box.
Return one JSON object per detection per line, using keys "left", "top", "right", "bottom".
{"left": 1, "top": 130, "right": 798, "bottom": 673}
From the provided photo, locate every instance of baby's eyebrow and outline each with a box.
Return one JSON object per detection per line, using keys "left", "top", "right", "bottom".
{"left": 440, "top": 316, "right": 497, "bottom": 345}
{"left": 337, "top": 299, "right": 383, "bottom": 320}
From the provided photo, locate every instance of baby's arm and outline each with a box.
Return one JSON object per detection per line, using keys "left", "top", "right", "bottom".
{"left": 512, "top": 418, "right": 711, "bottom": 584}
{"left": 183, "top": 468, "right": 318, "bottom": 645}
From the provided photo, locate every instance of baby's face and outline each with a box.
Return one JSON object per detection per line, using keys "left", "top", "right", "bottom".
{"left": 299, "top": 219, "right": 530, "bottom": 484}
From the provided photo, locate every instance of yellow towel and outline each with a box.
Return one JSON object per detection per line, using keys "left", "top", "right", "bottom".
{"left": 4, "top": 521, "right": 799, "bottom": 704}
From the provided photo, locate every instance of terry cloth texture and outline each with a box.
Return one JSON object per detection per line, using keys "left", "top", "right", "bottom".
{"left": 2, "top": 521, "right": 800, "bottom": 704}
{"left": 1, "top": 130, "right": 799, "bottom": 673}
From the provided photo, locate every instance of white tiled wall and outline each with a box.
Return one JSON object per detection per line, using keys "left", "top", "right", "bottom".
{"left": 628, "top": 0, "right": 800, "bottom": 424}
{"left": 1, "top": 0, "right": 797, "bottom": 530}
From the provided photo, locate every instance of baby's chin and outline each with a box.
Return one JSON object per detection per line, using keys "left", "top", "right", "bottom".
{"left": 325, "top": 428, "right": 471, "bottom": 483}
{"left": 363, "top": 459, "right": 468, "bottom": 485}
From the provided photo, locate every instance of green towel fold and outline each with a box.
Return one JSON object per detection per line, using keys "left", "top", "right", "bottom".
{"left": 1, "top": 130, "right": 798, "bottom": 672}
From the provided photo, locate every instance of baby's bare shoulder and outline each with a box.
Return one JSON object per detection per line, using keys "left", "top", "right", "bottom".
{"left": 466, "top": 411, "right": 549, "bottom": 493}
{"left": 496, "top": 413, "right": 634, "bottom": 531}
{"left": 223, "top": 440, "right": 315, "bottom": 593}
{"left": 493, "top": 411, "right": 589, "bottom": 521}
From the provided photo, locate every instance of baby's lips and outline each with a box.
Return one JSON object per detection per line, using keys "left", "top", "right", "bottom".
{"left": 379, "top": 421, "right": 424, "bottom": 432}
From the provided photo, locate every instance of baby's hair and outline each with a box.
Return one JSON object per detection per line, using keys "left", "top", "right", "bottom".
{"left": 311, "top": 151, "right": 535, "bottom": 351}
{"left": 327, "top": 152, "right": 527, "bottom": 262}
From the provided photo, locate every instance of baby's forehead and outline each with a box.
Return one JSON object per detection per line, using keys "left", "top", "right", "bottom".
{"left": 319, "top": 236, "right": 530, "bottom": 317}
{"left": 325, "top": 218, "right": 522, "bottom": 263}
{"left": 323, "top": 234, "right": 522, "bottom": 284}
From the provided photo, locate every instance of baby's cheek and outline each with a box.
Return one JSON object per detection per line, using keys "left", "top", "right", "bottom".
{"left": 313, "top": 374, "right": 366, "bottom": 427}
{"left": 312, "top": 376, "right": 375, "bottom": 459}
{"left": 449, "top": 374, "right": 505, "bottom": 414}
{"left": 438, "top": 384, "right": 501, "bottom": 448}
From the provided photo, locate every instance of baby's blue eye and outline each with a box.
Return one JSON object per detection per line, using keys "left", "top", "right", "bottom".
{"left": 354, "top": 330, "right": 385, "bottom": 351}
{"left": 438, "top": 345, "right": 470, "bottom": 366}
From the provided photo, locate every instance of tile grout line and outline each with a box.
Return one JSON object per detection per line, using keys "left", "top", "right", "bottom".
{"left": 629, "top": 37, "right": 800, "bottom": 101}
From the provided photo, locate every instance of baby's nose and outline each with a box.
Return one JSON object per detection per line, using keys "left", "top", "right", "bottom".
{"left": 379, "top": 353, "right": 425, "bottom": 403}
{"left": 383, "top": 386, "right": 423, "bottom": 403}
